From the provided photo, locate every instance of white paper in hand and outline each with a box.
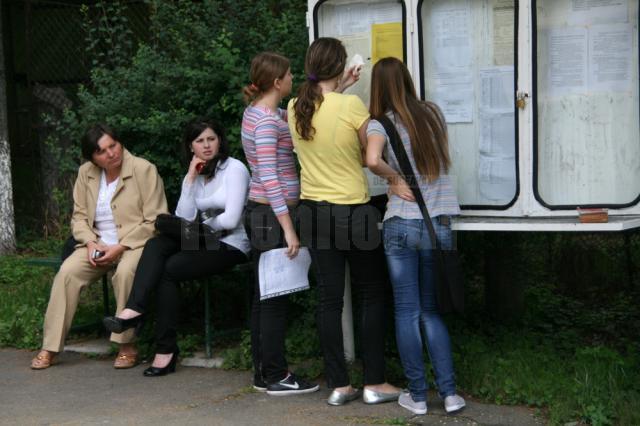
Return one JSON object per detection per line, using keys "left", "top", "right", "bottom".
{"left": 348, "top": 54, "right": 365, "bottom": 71}
{"left": 258, "top": 247, "right": 311, "bottom": 300}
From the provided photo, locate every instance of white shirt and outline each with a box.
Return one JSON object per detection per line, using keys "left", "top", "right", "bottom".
{"left": 94, "top": 171, "right": 120, "bottom": 245}
{"left": 175, "top": 157, "right": 251, "bottom": 254}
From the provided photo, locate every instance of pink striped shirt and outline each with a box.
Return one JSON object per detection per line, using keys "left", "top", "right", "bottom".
{"left": 241, "top": 105, "right": 300, "bottom": 216}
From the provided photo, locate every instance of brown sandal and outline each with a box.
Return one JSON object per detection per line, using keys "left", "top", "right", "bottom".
{"left": 113, "top": 351, "right": 138, "bottom": 369}
{"left": 31, "top": 350, "right": 54, "bottom": 370}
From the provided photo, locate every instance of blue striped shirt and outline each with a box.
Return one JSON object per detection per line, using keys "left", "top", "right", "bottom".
{"left": 367, "top": 112, "right": 460, "bottom": 221}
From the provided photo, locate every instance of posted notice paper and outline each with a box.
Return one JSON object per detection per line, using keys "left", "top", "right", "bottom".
{"left": 548, "top": 27, "right": 588, "bottom": 95}
{"left": 258, "top": 247, "right": 311, "bottom": 300}
{"left": 430, "top": 89, "right": 473, "bottom": 123}
{"left": 480, "top": 66, "right": 514, "bottom": 111}
{"left": 568, "top": 0, "right": 628, "bottom": 26}
{"left": 428, "top": 1, "right": 472, "bottom": 70}
{"left": 371, "top": 22, "right": 403, "bottom": 64}
{"left": 492, "top": 0, "right": 515, "bottom": 66}
{"left": 588, "top": 23, "right": 633, "bottom": 92}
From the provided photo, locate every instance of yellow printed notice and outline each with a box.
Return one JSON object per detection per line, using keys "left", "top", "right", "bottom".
{"left": 371, "top": 22, "right": 403, "bottom": 64}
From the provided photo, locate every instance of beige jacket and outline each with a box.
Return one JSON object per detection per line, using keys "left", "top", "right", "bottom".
{"left": 71, "top": 149, "right": 168, "bottom": 250}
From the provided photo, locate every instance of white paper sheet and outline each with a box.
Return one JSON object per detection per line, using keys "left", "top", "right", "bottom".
{"left": 431, "top": 89, "right": 473, "bottom": 123}
{"left": 370, "top": 2, "right": 402, "bottom": 23}
{"left": 480, "top": 66, "right": 514, "bottom": 111}
{"left": 588, "top": 23, "right": 633, "bottom": 92}
{"left": 478, "top": 156, "right": 517, "bottom": 201}
{"left": 568, "top": 0, "right": 628, "bottom": 26}
{"left": 479, "top": 111, "right": 516, "bottom": 158}
{"left": 547, "top": 27, "right": 588, "bottom": 95}
{"left": 429, "top": 1, "right": 472, "bottom": 70}
{"left": 492, "top": 0, "right": 515, "bottom": 66}
{"left": 318, "top": 4, "right": 338, "bottom": 37}
{"left": 432, "top": 69, "right": 473, "bottom": 89}
{"left": 258, "top": 248, "right": 311, "bottom": 300}
{"left": 341, "top": 33, "right": 372, "bottom": 104}
{"left": 335, "top": 3, "right": 370, "bottom": 35}
{"left": 426, "top": 0, "right": 473, "bottom": 122}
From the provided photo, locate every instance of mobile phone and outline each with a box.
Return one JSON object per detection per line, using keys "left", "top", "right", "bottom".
{"left": 92, "top": 249, "right": 105, "bottom": 259}
{"left": 196, "top": 161, "right": 214, "bottom": 175}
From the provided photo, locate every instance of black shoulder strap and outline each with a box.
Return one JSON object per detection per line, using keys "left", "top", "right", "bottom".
{"left": 376, "top": 114, "right": 441, "bottom": 251}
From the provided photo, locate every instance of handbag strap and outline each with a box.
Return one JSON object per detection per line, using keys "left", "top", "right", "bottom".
{"left": 376, "top": 114, "right": 442, "bottom": 251}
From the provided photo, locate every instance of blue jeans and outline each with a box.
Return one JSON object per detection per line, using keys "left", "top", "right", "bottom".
{"left": 383, "top": 216, "right": 456, "bottom": 401}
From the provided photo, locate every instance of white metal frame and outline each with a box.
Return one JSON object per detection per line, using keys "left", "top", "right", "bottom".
{"left": 307, "top": 0, "right": 640, "bottom": 230}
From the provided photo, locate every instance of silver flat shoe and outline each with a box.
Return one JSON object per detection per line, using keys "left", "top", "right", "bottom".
{"left": 327, "top": 388, "right": 361, "bottom": 406}
{"left": 362, "top": 388, "right": 402, "bottom": 404}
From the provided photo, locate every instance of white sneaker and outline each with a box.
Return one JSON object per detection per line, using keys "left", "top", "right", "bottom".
{"left": 444, "top": 394, "right": 466, "bottom": 413}
{"left": 398, "top": 391, "right": 427, "bottom": 415}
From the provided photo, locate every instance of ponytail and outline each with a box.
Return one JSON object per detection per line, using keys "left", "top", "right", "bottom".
{"left": 242, "top": 52, "right": 290, "bottom": 105}
{"left": 293, "top": 38, "right": 347, "bottom": 141}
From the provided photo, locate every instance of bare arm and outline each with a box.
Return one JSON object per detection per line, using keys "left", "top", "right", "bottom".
{"left": 357, "top": 118, "right": 370, "bottom": 166}
{"left": 366, "top": 133, "right": 415, "bottom": 202}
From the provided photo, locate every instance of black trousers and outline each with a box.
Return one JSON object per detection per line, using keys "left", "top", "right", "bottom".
{"left": 297, "top": 200, "right": 388, "bottom": 388}
{"left": 245, "top": 201, "right": 295, "bottom": 384}
{"left": 126, "top": 234, "right": 247, "bottom": 354}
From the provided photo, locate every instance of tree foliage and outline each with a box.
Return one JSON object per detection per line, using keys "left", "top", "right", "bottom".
{"left": 51, "top": 0, "right": 307, "bottom": 209}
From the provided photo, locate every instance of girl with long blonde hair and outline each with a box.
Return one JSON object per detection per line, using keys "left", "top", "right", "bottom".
{"left": 366, "top": 57, "right": 465, "bottom": 415}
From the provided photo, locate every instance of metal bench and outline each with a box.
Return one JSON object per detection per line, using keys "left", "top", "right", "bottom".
{"left": 202, "top": 262, "right": 252, "bottom": 358}
{"left": 27, "top": 256, "right": 252, "bottom": 359}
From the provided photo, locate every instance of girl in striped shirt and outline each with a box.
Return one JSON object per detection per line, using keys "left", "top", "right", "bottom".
{"left": 240, "top": 52, "right": 318, "bottom": 396}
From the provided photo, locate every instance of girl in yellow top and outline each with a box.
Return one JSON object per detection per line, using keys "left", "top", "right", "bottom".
{"left": 288, "top": 37, "right": 401, "bottom": 406}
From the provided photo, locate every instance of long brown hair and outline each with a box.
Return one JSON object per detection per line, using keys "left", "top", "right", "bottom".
{"left": 293, "top": 37, "right": 347, "bottom": 140}
{"left": 242, "top": 52, "right": 290, "bottom": 104}
{"left": 369, "top": 57, "right": 450, "bottom": 181}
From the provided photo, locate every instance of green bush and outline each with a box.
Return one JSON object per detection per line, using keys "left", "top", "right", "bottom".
{"left": 49, "top": 0, "right": 308, "bottom": 211}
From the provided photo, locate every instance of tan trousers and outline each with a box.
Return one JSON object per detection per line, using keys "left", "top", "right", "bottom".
{"left": 42, "top": 246, "right": 143, "bottom": 352}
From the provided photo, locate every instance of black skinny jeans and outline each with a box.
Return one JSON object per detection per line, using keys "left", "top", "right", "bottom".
{"left": 126, "top": 234, "right": 247, "bottom": 354}
{"left": 297, "top": 200, "right": 388, "bottom": 388}
{"left": 245, "top": 201, "right": 296, "bottom": 384}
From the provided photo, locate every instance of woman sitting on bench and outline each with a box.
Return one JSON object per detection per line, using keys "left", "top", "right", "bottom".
{"left": 103, "top": 117, "right": 251, "bottom": 376}
{"left": 31, "top": 124, "right": 168, "bottom": 370}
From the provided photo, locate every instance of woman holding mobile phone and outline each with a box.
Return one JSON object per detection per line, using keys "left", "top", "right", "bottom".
{"left": 31, "top": 124, "right": 168, "bottom": 370}
{"left": 103, "top": 117, "right": 251, "bottom": 377}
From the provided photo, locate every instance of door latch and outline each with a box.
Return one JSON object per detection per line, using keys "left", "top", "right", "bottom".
{"left": 516, "top": 92, "right": 529, "bottom": 109}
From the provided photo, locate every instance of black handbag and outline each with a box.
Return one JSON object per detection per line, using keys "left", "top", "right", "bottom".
{"left": 377, "top": 115, "right": 464, "bottom": 314}
{"left": 155, "top": 213, "right": 228, "bottom": 244}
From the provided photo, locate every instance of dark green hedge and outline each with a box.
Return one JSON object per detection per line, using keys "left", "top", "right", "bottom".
{"left": 50, "top": 0, "right": 308, "bottom": 209}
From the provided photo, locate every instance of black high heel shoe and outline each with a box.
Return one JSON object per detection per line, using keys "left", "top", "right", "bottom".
{"left": 143, "top": 351, "right": 179, "bottom": 377}
{"left": 103, "top": 314, "right": 144, "bottom": 334}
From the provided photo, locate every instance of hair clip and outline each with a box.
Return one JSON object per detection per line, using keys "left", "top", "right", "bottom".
{"left": 250, "top": 83, "right": 258, "bottom": 91}
{"left": 307, "top": 73, "right": 318, "bottom": 83}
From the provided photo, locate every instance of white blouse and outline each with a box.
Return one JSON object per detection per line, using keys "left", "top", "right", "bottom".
{"left": 94, "top": 171, "right": 119, "bottom": 246}
{"left": 175, "top": 157, "right": 251, "bottom": 254}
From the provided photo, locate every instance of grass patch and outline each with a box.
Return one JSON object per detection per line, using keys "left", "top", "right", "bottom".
{"left": 453, "top": 330, "right": 640, "bottom": 425}
{"left": 0, "top": 254, "right": 115, "bottom": 349}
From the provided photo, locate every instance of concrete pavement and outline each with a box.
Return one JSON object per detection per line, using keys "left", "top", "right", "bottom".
{"left": 0, "top": 349, "right": 543, "bottom": 425}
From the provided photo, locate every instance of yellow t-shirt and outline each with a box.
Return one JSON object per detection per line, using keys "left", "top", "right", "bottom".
{"left": 287, "top": 92, "right": 370, "bottom": 205}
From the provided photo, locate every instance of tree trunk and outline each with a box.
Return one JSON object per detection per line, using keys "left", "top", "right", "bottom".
{"left": 0, "top": 5, "right": 16, "bottom": 255}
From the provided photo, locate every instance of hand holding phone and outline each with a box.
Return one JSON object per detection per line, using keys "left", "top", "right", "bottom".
{"left": 92, "top": 249, "right": 105, "bottom": 259}
{"left": 196, "top": 161, "right": 213, "bottom": 175}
